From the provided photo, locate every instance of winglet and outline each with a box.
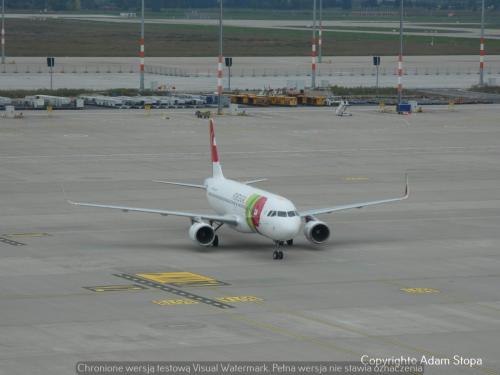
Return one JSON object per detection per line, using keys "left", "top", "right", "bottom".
{"left": 403, "top": 173, "right": 409, "bottom": 199}
{"left": 61, "top": 183, "right": 75, "bottom": 205}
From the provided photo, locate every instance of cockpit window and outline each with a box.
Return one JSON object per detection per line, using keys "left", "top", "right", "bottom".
{"left": 268, "top": 211, "right": 276, "bottom": 217}
{"left": 277, "top": 211, "right": 286, "bottom": 217}
{"left": 287, "top": 211, "right": 296, "bottom": 217}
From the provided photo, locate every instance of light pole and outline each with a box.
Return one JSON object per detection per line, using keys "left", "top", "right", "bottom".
{"left": 479, "top": 0, "right": 485, "bottom": 86}
{"left": 397, "top": 0, "right": 404, "bottom": 106}
{"left": 217, "top": 0, "right": 223, "bottom": 115}
{"left": 139, "top": 0, "right": 145, "bottom": 92}
{"left": 1, "top": 0, "right": 5, "bottom": 65}
{"left": 311, "top": 0, "right": 317, "bottom": 89}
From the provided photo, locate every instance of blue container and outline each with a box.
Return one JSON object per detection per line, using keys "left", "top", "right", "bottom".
{"left": 397, "top": 103, "right": 412, "bottom": 113}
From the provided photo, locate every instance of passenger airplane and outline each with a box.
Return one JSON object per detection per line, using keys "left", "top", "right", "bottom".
{"left": 70, "top": 119, "right": 408, "bottom": 259}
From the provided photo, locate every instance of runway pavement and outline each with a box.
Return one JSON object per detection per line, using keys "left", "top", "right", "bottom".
{"left": 0, "top": 105, "right": 499, "bottom": 374}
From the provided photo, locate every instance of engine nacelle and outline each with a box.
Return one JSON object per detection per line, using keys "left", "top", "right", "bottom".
{"left": 304, "top": 220, "right": 331, "bottom": 244}
{"left": 188, "top": 222, "right": 215, "bottom": 246}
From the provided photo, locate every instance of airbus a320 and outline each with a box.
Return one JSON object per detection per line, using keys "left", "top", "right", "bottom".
{"left": 70, "top": 118, "right": 409, "bottom": 260}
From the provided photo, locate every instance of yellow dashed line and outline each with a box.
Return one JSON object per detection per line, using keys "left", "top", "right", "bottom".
{"left": 342, "top": 176, "right": 369, "bottom": 182}
{"left": 85, "top": 285, "right": 146, "bottom": 292}
{"left": 3, "top": 232, "right": 50, "bottom": 238}
{"left": 401, "top": 287, "right": 440, "bottom": 294}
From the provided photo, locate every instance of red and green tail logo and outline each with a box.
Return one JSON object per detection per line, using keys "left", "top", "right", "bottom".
{"left": 245, "top": 194, "right": 267, "bottom": 232}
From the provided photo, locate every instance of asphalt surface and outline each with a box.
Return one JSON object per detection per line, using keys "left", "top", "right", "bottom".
{"left": 0, "top": 106, "right": 499, "bottom": 374}
{"left": 2, "top": 55, "right": 500, "bottom": 90}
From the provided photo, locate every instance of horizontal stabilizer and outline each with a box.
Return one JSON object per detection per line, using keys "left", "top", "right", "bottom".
{"left": 152, "top": 180, "right": 206, "bottom": 189}
{"left": 244, "top": 178, "right": 268, "bottom": 185}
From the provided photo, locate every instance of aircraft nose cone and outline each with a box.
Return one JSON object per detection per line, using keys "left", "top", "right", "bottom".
{"left": 279, "top": 218, "right": 301, "bottom": 240}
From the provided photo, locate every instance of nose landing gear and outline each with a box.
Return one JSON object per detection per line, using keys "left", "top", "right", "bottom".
{"left": 272, "top": 241, "right": 285, "bottom": 260}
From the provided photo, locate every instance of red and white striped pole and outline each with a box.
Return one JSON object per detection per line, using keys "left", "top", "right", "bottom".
{"left": 479, "top": 0, "right": 485, "bottom": 86}
{"left": 217, "top": 55, "right": 223, "bottom": 98}
{"left": 311, "top": 0, "right": 317, "bottom": 88}
{"left": 479, "top": 37, "right": 485, "bottom": 84}
{"left": 318, "top": 28, "right": 322, "bottom": 63}
{"left": 217, "top": 0, "right": 223, "bottom": 115}
{"left": 397, "top": 54, "right": 403, "bottom": 99}
{"left": 139, "top": 37, "right": 145, "bottom": 83}
{"left": 311, "top": 38, "right": 316, "bottom": 89}
{"left": 397, "top": 0, "right": 404, "bottom": 106}
{"left": 1, "top": 0, "right": 5, "bottom": 65}
{"left": 318, "top": 0, "right": 322, "bottom": 63}
{"left": 139, "top": 0, "right": 144, "bottom": 91}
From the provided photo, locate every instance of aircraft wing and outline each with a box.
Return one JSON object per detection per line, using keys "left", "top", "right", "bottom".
{"left": 68, "top": 200, "right": 239, "bottom": 225}
{"left": 299, "top": 174, "right": 409, "bottom": 217}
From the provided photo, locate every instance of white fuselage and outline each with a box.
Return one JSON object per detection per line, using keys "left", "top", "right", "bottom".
{"left": 205, "top": 177, "right": 302, "bottom": 241}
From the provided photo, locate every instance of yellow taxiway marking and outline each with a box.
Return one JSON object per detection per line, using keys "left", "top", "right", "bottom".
{"left": 84, "top": 285, "right": 147, "bottom": 292}
{"left": 152, "top": 298, "right": 199, "bottom": 306}
{"left": 137, "top": 271, "right": 226, "bottom": 287}
{"left": 401, "top": 287, "right": 440, "bottom": 294}
{"left": 342, "top": 176, "right": 369, "bottom": 182}
{"left": 217, "top": 295, "right": 264, "bottom": 303}
{"left": 152, "top": 295, "right": 263, "bottom": 306}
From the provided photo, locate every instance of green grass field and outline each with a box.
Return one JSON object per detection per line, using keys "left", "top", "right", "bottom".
{"left": 5, "top": 18, "right": 500, "bottom": 57}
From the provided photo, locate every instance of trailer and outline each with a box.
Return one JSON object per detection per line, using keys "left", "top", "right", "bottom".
{"left": 23, "top": 97, "right": 45, "bottom": 109}
{"left": 81, "top": 95, "right": 124, "bottom": 108}
{"left": 27, "top": 95, "right": 72, "bottom": 107}
{"left": 0, "top": 96, "right": 12, "bottom": 108}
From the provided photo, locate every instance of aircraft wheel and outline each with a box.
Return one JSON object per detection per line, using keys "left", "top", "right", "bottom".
{"left": 213, "top": 235, "right": 219, "bottom": 247}
{"left": 286, "top": 239, "right": 294, "bottom": 246}
{"left": 273, "top": 250, "right": 279, "bottom": 260}
{"left": 278, "top": 250, "right": 284, "bottom": 259}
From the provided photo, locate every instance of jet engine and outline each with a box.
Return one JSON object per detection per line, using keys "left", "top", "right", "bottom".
{"left": 188, "top": 222, "right": 215, "bottom": 246}
{"left": 304, "top": 220, "right": 330, "bottom": 244}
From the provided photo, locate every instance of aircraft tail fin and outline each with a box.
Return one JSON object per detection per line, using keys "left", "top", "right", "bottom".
{"left": 209, "top": 118, "right": 224, "bottom": 179}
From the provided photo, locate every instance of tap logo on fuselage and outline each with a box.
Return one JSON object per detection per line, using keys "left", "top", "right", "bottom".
{"left": 245, "top": 193, "right": 268, "bottom": 232}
